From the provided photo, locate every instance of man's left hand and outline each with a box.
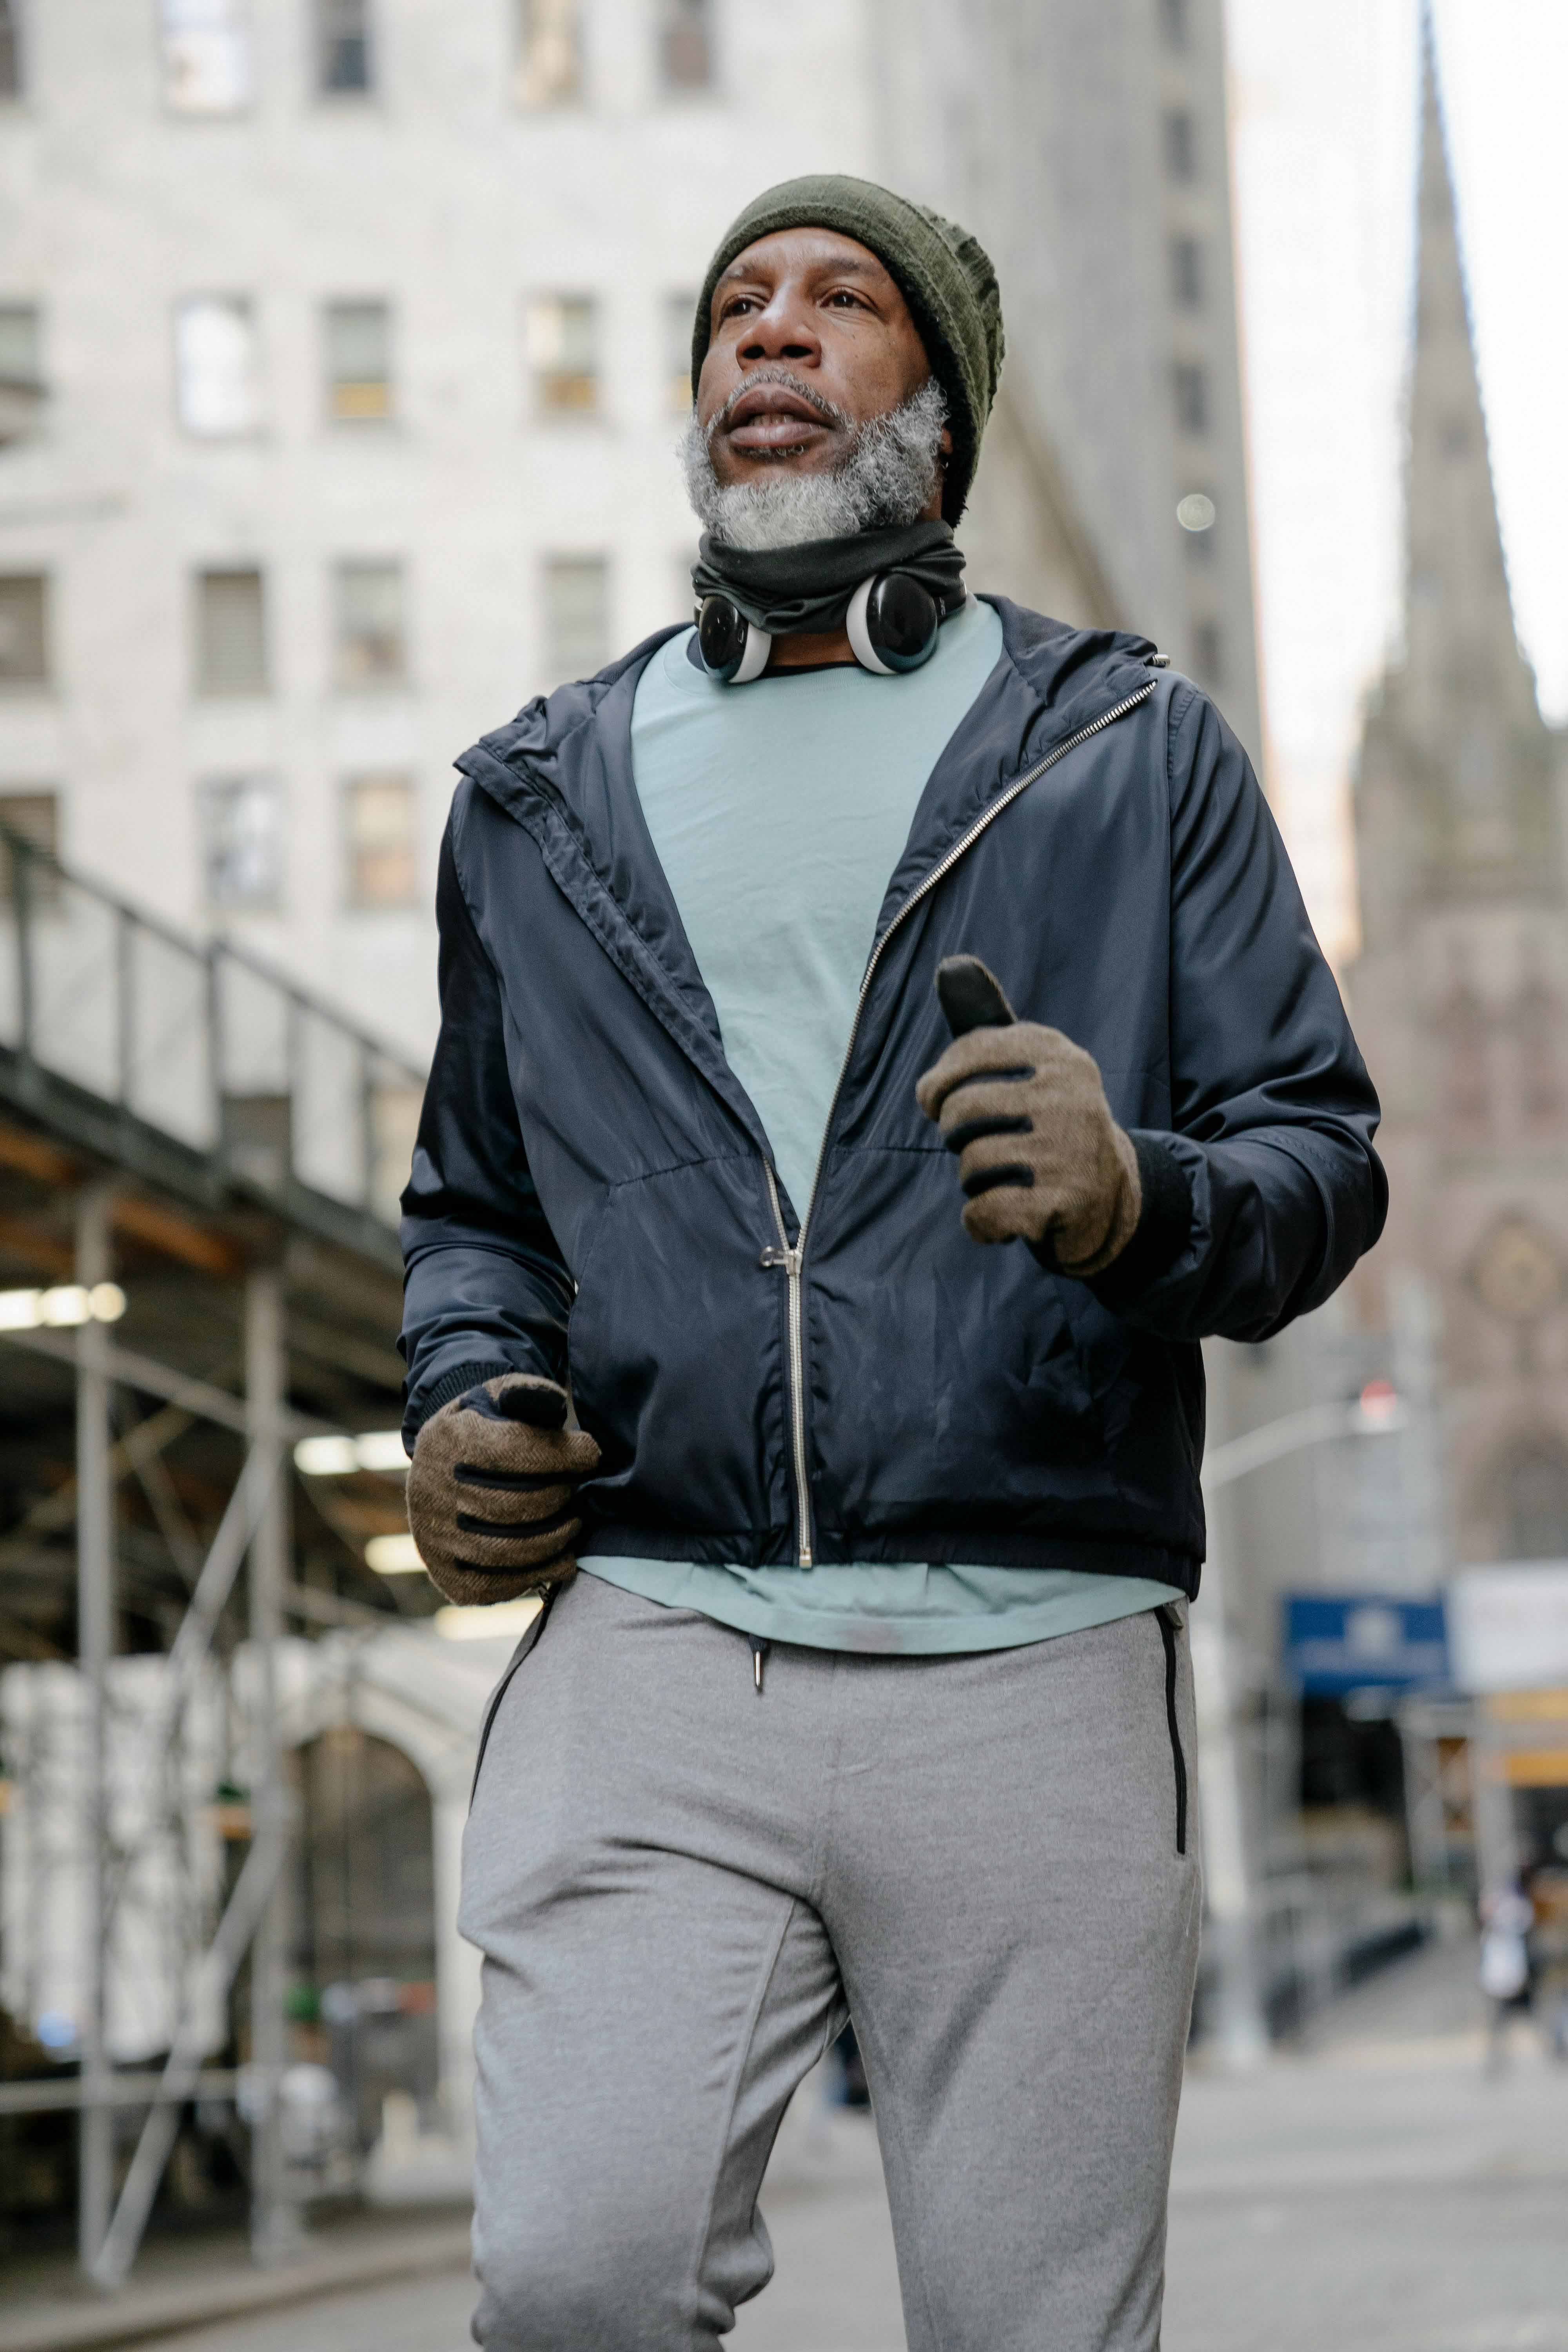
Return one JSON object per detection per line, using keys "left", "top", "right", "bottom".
{"left": 916, "top": 1018, "right": 1142, "bottom": 1275}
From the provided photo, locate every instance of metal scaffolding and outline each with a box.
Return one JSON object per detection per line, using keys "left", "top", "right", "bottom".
{"left": 0, "top": 820, "right": 429, "bottom": 2282}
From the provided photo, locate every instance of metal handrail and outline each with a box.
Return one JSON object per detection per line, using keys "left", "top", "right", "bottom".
{"left": 0, "top": 819, "right": 425, "bottom": 1078}
{"left": 0, "top": 819, "right": 426, "bottom": 1232}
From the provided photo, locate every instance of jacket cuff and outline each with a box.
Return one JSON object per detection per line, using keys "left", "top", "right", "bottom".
{"left": 1085, "top": 1132, "right": 1194, "bottom": 1309}
{"left": 402, "top": 1359, "right": 524, "bottom": 1450}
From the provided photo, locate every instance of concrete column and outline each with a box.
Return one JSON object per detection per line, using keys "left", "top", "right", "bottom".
{"left": 1194, "top": 1343, "right": 1270, "bottom": 2069}
{"left": 245, "top": 1270, "right": 304, "bottom": 2265}
{"left": 75, "top": 1184, "right": 115, "bottom": 2275}
{"left": 431, "top": 1790, "right": 479, "bottom": 2149}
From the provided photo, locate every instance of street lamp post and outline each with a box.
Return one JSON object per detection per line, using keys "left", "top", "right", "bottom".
{"left": 1195, "top": 1388, "right": 1405, "bottom": 2069}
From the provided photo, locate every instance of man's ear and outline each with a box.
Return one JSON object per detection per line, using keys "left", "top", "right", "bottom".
{"left": 938, "top": 422, "right": 953, "bottom": 466}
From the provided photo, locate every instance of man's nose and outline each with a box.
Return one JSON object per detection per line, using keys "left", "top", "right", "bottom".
{"left": 737, "top": 292, "right": 819, "bottom": 368}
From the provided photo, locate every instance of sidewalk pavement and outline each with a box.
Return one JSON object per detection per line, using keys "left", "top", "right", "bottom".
{"left": 0, "top": 2207, "right": 472, "bottom": 2352}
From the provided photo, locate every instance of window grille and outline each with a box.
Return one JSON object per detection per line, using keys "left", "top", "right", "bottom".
{"left": 195, "top": 569, "right": 267, "bottom": 695}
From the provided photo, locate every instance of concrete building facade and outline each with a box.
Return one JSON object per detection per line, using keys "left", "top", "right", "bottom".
{"left": 0, "top": 0, "right": 1262, "bottom": 1060}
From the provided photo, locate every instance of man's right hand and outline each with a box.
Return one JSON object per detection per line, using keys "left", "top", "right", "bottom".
{"left": 405, "top": 1374, "right": 601, "bottom": 1607}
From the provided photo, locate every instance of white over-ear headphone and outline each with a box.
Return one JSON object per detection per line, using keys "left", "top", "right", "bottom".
{"left": 696, "top": 572, "right": 955, "bottom": 685}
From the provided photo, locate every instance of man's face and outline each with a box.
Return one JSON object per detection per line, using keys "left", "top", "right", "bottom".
{"left": 697, "top": 229, "right": 944, "bottom": 490}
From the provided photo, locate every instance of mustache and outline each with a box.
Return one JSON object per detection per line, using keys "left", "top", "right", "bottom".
{"left": 704, "top": 367, "right": 853, "bottom": 443}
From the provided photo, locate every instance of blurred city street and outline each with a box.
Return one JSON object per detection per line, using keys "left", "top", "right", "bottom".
{"left": 6, "top": 1934, "right": 1548, "bottom": 2352}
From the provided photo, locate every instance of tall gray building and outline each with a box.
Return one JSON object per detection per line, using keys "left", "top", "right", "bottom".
{"left": 0, "top": 0, "right": 1261, "bottom": 1058}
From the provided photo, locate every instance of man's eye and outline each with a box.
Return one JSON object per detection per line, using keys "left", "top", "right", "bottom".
{"left": 826, "top": 290, "right": 864, "bottom": 310}
{"left": 723, "top": 296, "right": 758, "bottom": 318}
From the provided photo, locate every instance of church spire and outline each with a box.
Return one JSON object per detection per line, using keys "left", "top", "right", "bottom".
{"left": 1403, "top": 9, "right": 1526, "bottom": 714}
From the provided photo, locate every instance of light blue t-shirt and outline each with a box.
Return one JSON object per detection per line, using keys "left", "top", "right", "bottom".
{"left": 582, "top": 601, "right": 1180, "bottom": 1653}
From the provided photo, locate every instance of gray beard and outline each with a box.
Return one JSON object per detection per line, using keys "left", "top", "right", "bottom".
{"left": 681, "top": 375, "right": 948, "bottom": 552}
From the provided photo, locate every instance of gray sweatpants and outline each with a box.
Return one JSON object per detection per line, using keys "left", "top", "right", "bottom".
{"left": 459, "top": 1572, "right": 1202, "bottom": 2352}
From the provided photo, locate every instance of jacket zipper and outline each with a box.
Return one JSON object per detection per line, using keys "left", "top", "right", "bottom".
{"left": 759, "top": 678, "right": 1157, "bottom": 1568}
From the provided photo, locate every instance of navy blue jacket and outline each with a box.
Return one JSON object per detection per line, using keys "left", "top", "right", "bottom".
{"left": 400, "top": 599, "right": 1385, "bottom": 1599}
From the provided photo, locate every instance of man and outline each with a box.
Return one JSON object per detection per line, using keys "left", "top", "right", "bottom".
{"left": 401, "top": 177, "right": 1385, "bottom": 2350}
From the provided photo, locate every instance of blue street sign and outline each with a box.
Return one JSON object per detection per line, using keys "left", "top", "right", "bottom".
{"left": 1283, "top": 1593, "right": 1449, "bottom": 1694}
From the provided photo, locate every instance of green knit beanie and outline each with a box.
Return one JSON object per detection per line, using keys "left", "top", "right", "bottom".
{"left": 691, "top": 174, "right": 1005, "bottom": 526}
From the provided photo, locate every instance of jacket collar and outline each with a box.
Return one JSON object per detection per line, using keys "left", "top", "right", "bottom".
{"left": 456, "top": 600, "right": 1157, "bottom": 1152}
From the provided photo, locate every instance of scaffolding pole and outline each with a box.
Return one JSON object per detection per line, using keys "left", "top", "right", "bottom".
{"left": 76, "top": 1182, "right": 116, "bottom": 2276}
{"left": 245, "top": 1269, "right": 303, "bottom": 2266}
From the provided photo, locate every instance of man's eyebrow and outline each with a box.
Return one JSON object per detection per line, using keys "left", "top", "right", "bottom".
{"left": 718, "top": 250, "right": 882, "bottom": 284}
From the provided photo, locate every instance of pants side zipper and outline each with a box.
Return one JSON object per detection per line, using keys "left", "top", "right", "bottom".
{"left": 1158, "top": 1603, "right": 1189, "bottom": 1857}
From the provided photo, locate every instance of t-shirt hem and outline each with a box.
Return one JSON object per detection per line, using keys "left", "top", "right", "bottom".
{"left": 579, "top": 1556, "right": 1185, "bottom": 1655}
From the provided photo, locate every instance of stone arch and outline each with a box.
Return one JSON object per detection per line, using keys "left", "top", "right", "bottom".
{"left": 266, "top": 1633, "right": 496, "bottom": 2146}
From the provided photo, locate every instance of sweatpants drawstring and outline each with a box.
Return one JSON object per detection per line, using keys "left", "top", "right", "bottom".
{"left": 749, "top": 1636, "right": 770, "bottom": 1695}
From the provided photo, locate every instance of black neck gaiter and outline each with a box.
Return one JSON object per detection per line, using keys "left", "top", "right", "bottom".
{"left": 691, "top": 518, "right": 967, "bottom": 637}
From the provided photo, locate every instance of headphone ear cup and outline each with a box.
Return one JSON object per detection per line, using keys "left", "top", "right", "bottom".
{"left": 847, "top": 574, "right": 943, "bottom": 675}
{"left": 697, "top": 595, "right": 772, "bottom": 684}
{"left": 731, "top": 619, "right": 771, "bottom": 684}
{"left": 846, "top": 577, "right": 896, "bottom": 676}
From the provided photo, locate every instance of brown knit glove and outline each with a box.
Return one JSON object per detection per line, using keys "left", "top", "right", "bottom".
{"left": 405, "top": 1374, "right": 601, "bottom": 1607}
{"left": 915, "top": 960, "right": 1142, "bottom": 1276}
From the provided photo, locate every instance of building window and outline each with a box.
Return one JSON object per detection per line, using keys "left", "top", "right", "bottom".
{"left": 317, "top": 0, "right": 372, "bottom": 93}
{"left": 515, "top": 0, "right": 580, "bottom": 105}
{"left": 200, "top": 775, "right": 282, "bottom": 910}
{"left": 1173, "top": 361, "right": 1208, "bottom": 436}
{"left": 526, "top": 294, "right": 598, "bottom": 414}
{"left": 0, "top": 0, "right": 23, "bottom": 99}
{"left": 1191, "top": 619, "right": 1221, "bottom": 684}
{"left": 333, "top": 559, "right": 406, "bottom": 689}
{"left": 0, "top": 573, "right": 48, "bottom": 690}
{"left": 0, "top": 303, "right": 41, "bottom": 386}
{"left": 0, "top": 791, "right": 59, "bottom": 907}
{"left": 324, "top": 300, "right": 392, "bottom": 423}
{"left": 658, "top": 0, "right": 713, "bottom": 91}
{"left": 194, "top": 568, "right": 267, "bottom": 695}
{"left": 1171, "top": 235, "right": 1203, "bottom": 310}
{"left": 664, "top": 291, "right": 697, "bottom": 413}
{"left": 159, "top": 0, "right": 254, "bottom": 115}
{"left": 343, "top": 773, "right": 416, "bottom": 907}
{"left": 544, "top": 555, "right": 608, "bottom": 682}
{"left": 1162, "top": 107, "right": 1196, "bottom": 181}
{"left": 1158, "top": 0, "right": 1191, "bottom": 50}
{"left": 0, "top": 304, "right": 43, "bottom": 445}
{"left": 175, "top": 296, "right": 261, "bottom": 436}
